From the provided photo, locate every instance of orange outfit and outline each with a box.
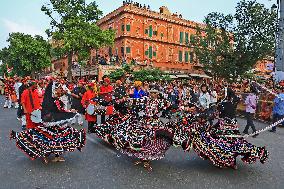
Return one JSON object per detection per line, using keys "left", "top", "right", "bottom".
{"left": 21, "top": 89, "right": 41, "bottom": 129}
{"left": 82, "top": 90, "right": 97, "bottom": 122}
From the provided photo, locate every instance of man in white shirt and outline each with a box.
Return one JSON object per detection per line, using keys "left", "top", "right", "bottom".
{"left": 199, "top": 84, "right": 211, "bottom": 110}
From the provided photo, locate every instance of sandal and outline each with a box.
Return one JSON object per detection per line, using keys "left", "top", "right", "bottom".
{"left": 134, "top": 160, "right": 142, "bottom": 166}
{"left": 57, "top": 157, "right": 65, "bottom": 162}
{"left": 51, "top": 157, "right": 60, "bottom": 162}
{"left": 143, "top": 161, "right": 153, "bottom": 172}
{"left": 42, "top": 157, "right": 49, "bottom": 164}
{"left": 51, "top": 156, "right": 65, "bottom": 162}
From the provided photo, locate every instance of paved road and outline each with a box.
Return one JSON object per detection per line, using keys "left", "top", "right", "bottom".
{"left": 0, "top": 96, "right": 283, "bottom": 189}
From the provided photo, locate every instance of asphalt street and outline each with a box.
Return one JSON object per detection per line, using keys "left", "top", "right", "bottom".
{"left": 0, "top": 96, "right": 283, "bottom": 189}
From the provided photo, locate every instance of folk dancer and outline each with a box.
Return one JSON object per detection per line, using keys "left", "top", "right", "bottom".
{"left": 10, "top": 81, "right": 86, "bottom": 164}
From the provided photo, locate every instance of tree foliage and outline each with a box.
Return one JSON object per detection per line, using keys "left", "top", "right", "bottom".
{"left": 192, "top": 0, "right": 277, "bottom": 80}
{"left": 109, "top": 66, "right": 171, "bottom": 82}
{"left": 109, "top": 64, "right": 133, "bottom": 81}
{"left": 0, "top": 32, "right": 51, "bottom": 77}
{"left": 132, "top": 68, "right": 171, "bottom": 82}
{"left": 109, "top": 68, "right": 125, "bottom": 81}
{"left": 0, "top": 64, "right": 7, "bottom": 77}
{"left": 42, "top": 0, "right": 115, "bottom": 79}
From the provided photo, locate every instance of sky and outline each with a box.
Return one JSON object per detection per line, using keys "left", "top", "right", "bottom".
{"left": 0, "top": 0, "right": 275, "bottom": 49}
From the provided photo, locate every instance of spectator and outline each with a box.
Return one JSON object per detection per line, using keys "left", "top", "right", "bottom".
{"left": 70, "top": 80, "right": 86, "bottom": 126}
{"left": 99, "top": 77, "right": 114, "bottom": 124}
{"left": 132, "top": 81, "right": 147, "bottom": 99}
{"left": 270, "top": 86, "right": 284, "bottom": 133}
{"left": 0, "top": 78, "right": 4, "bottom": 95}
{"left": 199, "top": 84, "right": 210, "bottom": 111}
{"left": 243, "top": 86, "right": 259, "bottom": 137}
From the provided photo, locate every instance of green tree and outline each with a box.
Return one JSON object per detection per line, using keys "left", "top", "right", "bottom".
{"left": 109, "top": 67, "right": 170, "bottom": 82}
{"left": 132, "top": 68, "right": 171, "bottom": 82}
{"left": 0, "top": 32, "right": 51, "bottom": 77}
{"left": 109, "top": 69, "right": 125, "bottom": 81}
{"left": 0, "top": 48, "right": 10, "bottom": 76}
{"left": 122, "top": 64, "right": 132, "bottom": 74}
{"left": 0, "top": 63, "right": 6, "bottom": 77}
{"left": 42, "top": 0, "right": 115, "bottom": 79}
{"left": 192, "top": 0, "right": 277, "bottom": 80}
{"left": 109, "top": 64, "right": 133, "bottom": 81}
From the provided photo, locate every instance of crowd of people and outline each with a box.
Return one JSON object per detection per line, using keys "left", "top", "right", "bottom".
{"left": 2, "top": 75, "right": 282, "bottom": 171}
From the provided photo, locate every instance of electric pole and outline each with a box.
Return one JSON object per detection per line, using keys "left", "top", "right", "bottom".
{"left": 275, "top": 0, "right": 284, "bottom": 82}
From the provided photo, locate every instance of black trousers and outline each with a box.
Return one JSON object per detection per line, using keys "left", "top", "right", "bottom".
{"left": 101, "top": 115, "right": 106, "bottom": 124}
{"left": 243, "top": 112, "right": 256, "bottom": 133}
{"left": 205, "top": 107, "right": 215, "bottom": 126}
{"left": 88, "top": 122, "right": 95, "bottom": 132}
{"left": 272, "top": 114, "right": 284, "bottom": 131}
{"left": 17, "top": 104, "right": 24, "bottom": 118}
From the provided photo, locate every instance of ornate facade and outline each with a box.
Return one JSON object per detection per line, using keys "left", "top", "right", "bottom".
{"left": 95, "top": 3, "right": 205, "bottom": 73}
{"left": 50, "top": 3, "right": 206, "bottom": 77}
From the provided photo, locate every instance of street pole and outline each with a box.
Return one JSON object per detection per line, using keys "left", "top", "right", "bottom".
{"left": 275, "top": 0, "right": 284, "bottom": 82}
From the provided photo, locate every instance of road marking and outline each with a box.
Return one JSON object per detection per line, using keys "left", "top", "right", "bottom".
{"left": 86, "top": 135, "right": 118, "bottom": 156}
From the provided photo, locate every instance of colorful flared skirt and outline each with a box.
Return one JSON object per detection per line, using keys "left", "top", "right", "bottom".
{"left": 120, "top": 137, "right": 172, "bottom": 161}
{"left": 10, "top": 125, "right": 86, "bottom": 160}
